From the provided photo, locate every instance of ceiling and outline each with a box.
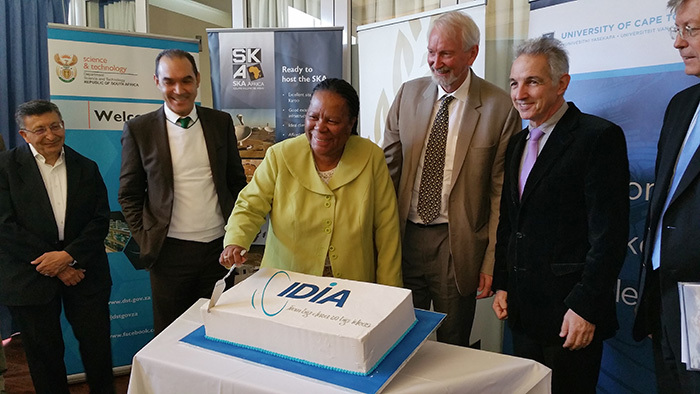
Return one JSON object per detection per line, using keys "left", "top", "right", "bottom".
{"left": 149, "top": 0, "right": 232, "bottom": 27}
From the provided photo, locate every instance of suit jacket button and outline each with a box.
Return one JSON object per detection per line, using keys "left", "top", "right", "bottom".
{"left": 516, "top": 232, "right": 524, "bottom": 239}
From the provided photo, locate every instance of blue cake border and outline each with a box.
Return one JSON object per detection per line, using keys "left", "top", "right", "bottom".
{"left": 180, "top": 308, "right": 445, "bottom": 393}
{"left": 203, "top": 319, "right": 418, "bottom": 376}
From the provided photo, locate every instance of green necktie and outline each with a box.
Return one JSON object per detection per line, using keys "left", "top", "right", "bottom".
{"left": 177, "top": 116, "right": 191, "bottom": 128}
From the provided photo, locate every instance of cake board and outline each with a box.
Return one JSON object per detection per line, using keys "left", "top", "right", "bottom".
{"left": 180, "top": 308, "right": 444, "bottom": 393}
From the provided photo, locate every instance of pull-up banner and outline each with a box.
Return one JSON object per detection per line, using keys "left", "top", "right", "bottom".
{"left": 207, "top": 27, "right": 343, "bottom": 143}
{"left": 47, "top": 23, "right": 200, "bottom": 377}
{"left": 528, "top": 1, "right": 697, "bottom": 392}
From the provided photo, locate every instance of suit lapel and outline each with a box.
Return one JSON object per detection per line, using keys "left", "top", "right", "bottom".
{"left": 672, "top": 151, "right": 700, "bottom": 205}
{"left": 198, "top": 107, "right": 222, "bottom": 183}
{"left": 667, "top": 89, "right": 700, "bottom": 206}
{"left": 520, "top": 104, "right": 577, "bottom": 203}
{"left": 63, "top": 147, "right": 83, "bottom": 229}
{"left": 509, "top": 129, "right": 528, "bottom": 205}
{"left": 16, "top": 145, "right": 59, "bottom": 239}
{"left": 450, "top": 73, "right": 481, "bottom": 195}
{"left": 154, "top": 107, "right": 175, "bottom": 192}
{"left": 408, "top": 83, "right": 439, "bottom": 178}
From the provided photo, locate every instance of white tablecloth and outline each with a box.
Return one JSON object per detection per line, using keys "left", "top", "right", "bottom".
{"left": 128, "top": 299, "right": 551, "bottom": 394}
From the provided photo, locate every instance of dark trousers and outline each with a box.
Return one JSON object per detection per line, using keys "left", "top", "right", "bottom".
{"left": 149, "top": 236, "right": 230, "bottom": 334}
{"left": 9, "top": 288, "right": 114, "bottom": 394}
{"left": 402, "top": 221, "right": 477, "bottom": 347}
{"left": 511, "top": 328, "right": 603, "bottom": 394}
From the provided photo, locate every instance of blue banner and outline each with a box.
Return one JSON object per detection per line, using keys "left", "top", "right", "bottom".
{"left": 273, "top": 29, "right": 342, "bottom": 140}
{"left": 207, "top": 27, "right": 342, "bottom": 219}
{"left": 207, "top": 27, "right": 342, "bottom": 148}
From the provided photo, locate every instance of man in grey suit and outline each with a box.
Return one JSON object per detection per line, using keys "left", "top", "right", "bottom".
{"left": 119, "top": 49, "right": 247, "bottom": 334}
{"left": 633, "top": 1, "right": 700, "bottom": 392}
{"left": 383, "top": 11, "right": 520, "bottom": 346}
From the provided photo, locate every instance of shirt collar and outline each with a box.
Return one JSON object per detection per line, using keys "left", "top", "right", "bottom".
{"left": 437, "top": 68, "right": 471, "bottom": 103}
{"left": 163, "top": 104, "right": 198, "bottom": 125}
{"left": 528, "top": 101, "right": 569, "bottom": 136}
{"left": 28, "top": 143, "right": 65, "bottom": 166}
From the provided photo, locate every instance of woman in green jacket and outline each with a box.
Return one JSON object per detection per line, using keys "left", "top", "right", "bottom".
{"left": 220, "top": 78, "right": 402, "bottom": 287}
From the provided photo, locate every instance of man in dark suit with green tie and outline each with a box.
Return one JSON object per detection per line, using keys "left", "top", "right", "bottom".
{"left": 119, "top": 49, "right": 247, "bottom": 334}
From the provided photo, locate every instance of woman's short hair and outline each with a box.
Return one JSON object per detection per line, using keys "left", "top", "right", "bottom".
{"left": 311, "top": 78, "right": 360, "bottom": 135}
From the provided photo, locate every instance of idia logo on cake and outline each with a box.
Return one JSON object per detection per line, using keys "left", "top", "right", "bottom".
{"left": 231, "top": 48, "right": 264, "bottom": 85}
{"left": 252, "top": 270, "right": 351, "bottom": 317}
{"left": 54, "top": 53, "right": 78, "bottom": 83}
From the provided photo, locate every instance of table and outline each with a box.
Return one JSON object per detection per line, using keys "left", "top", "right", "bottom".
{"left": 128, "top": 300, "right": 551, "bottom": 394}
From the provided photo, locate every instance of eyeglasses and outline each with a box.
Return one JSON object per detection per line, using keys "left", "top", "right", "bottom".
{"left": 669, "top": 25, "right": 700, "bottom": 40}
{"left": 21, "top": 121, "right": 64, "bottom": 136}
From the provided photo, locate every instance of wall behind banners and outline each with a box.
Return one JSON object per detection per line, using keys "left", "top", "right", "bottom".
{"left": 47, "top": 24, "right": 199, "bottom": 376}
{"left": 357, "top": 1, "right": 511, "bottom": 353}
{"left": 528, "top": 1, "right": 697, "bottom": 393}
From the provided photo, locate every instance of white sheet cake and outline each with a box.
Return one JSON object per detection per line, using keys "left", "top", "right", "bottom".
{"left": 200, "top": 267, "right": 417, "bottom": 375}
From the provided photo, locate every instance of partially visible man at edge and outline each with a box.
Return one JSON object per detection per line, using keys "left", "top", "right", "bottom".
{"left": 634, "top": 0, "right": 700, "bottom": 392}
{"left": 0, "top": 133, "right": 7, "bottom": 394}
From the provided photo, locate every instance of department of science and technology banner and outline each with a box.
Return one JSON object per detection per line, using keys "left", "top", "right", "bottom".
{"left": 47, "top": 24, "right": 199, "bottom": 376}
{"left": 529, "top": 1, "right": 698, "bottom": 393}
{"left": 357, "top": 1, "right": 486, "bottom": 145}
{"left": 208, "top": 27, "right": 343, "bottom": 142}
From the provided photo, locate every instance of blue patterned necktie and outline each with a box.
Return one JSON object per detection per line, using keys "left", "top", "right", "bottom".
{"left": 417, "top": 95, "right": 455, "bottom": 224}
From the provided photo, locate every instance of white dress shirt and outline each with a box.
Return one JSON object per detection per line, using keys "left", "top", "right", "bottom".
{"left": 29, "top": 144, "right": 67, "bottom": 241}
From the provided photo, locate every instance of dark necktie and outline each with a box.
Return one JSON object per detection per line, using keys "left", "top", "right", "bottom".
{"left": 518, "top": 127, "right": 544, "bottom": 198}
{"left": 177, "top": 116, "right": 191, "bottom": 129}
{"left": 417, "top": 95, "right": 455, "bottom": 224}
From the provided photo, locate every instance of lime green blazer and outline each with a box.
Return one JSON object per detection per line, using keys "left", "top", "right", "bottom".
{"left": 224, "top": 135, "right": 402, "bottom": 287}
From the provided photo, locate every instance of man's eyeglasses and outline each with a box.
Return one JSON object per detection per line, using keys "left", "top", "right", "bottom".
{"left": 669, "top": 25, "right": 700, "bottom": 40}
{"left": 21, "top": 121, "right": 65, "bottom": 136}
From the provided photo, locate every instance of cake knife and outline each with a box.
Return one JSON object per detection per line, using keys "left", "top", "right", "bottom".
{"left": 207, "top": 250, "right": 245, "bottom": 312}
